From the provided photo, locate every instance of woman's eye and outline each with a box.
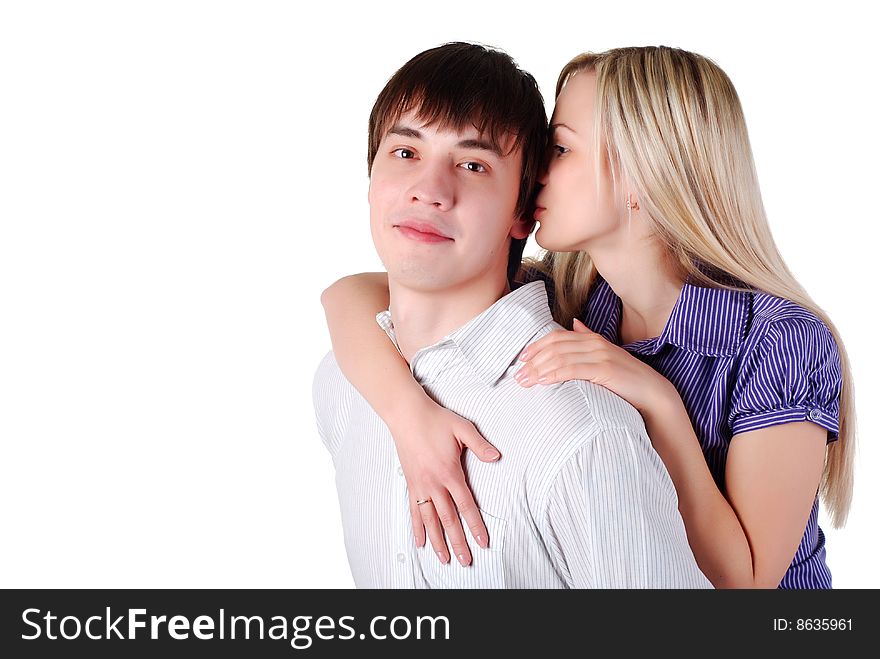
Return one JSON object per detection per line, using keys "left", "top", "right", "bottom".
{"left": 461, "top": 161, "right": 487, "bottom": 173}
{"left": 553, "top": 144, "right": 570, "bottom": 156}
{"left": 392, "top": 148, "right": 416, "bottom": 159}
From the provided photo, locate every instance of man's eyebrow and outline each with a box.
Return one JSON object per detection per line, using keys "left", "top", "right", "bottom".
{"left": 388, "top": 125, "right": 422, "bottom": 139}
{"left": 456, "top": 138, "right": 503, "bottom": 157}
{"left": 386, "top": 124, "right": 503, "bottom": 157}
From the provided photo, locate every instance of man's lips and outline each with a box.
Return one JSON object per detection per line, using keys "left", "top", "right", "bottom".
{"left": 393, "top": 220, "right": 454, "bottom": 243}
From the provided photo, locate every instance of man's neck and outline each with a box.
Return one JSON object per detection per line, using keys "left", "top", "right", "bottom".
{"left": 389, "top": 273, "right": 510, "bottom": 363}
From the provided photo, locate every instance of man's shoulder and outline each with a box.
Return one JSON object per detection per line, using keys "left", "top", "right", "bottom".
{"left": 312, "top": 350, "right": 357, "bottom": 423}
{"left": 313, "top": 350, "right": 343, "bottom": 390}
{"left": 518, "top": 323, "right": 646, "bottom": 438}
{"left": 566, "top": 378, "right": 646, "bottom": 436}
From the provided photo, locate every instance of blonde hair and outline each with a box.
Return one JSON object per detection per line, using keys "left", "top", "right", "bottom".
{"left": 529, "top": 46, "right": 854, "bottom": 527}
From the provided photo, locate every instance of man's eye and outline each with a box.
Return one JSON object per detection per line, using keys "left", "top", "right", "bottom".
{"left": 461, "top": 162, "right": 487, "bottom": 173}
{"left": 392, "top": 148, "right": 416, "bottom": 159}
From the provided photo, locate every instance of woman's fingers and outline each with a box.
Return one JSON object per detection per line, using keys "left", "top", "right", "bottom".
{"left": 538, "top": 362, "right": 604, "bottom": 385}
{"left": 518, "top": 355, "right": 603, "bottom": 387}
{"left": 416, "top": 491, "right": 473, "bottom": 566}
{"left": 394, "top": 404, "right": 499, "bottom": 566}
{"left": 416, "top": 498, "right": 450, "bottom": 564}
{"left": 413, "top": 484, "right": 487, "bottom": 563}
{"left": 428, "top": 490, "right": 472, "bottom": 567}
{"left": 450, "top": 421, "right": 493, "bottom": 548}
{"left": 518, "top": 329, "right": 587, "bottom": 361}
{"left": 408, "top": 494, "right": 427, "bottom": 549}
{"left": 447, "top": 480, "right": 489, "bottom": 549}
{"left": 456, "top": 419, "right": 501, "bottom": 463}
{"left": 525, "top": 339, "right": 600, "bottom": 371}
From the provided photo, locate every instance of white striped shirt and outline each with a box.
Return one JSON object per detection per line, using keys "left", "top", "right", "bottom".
{"left": 313, "top": 281, "right": 711, "bottom": 589}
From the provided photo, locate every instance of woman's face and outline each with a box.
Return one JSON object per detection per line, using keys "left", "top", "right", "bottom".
{"left": 534, "top": 70, "right": 622, "bottom": 252}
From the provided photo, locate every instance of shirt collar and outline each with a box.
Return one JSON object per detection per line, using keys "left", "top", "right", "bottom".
{"left": 376, "top": 281, "right": 554, "bottom": 386}
{"left": 586, "top": 274, "right": 751, "bottom": 357}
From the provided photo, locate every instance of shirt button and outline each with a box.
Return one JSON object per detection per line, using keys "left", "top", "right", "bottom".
{"left": 397, "top": 466, "right": 404, "bottom": 477}
{"left": 396, "top": 553, "right": 406, "bottom": 563}
{"left": 809, "top": 409, "right": 822, "bottom": 422}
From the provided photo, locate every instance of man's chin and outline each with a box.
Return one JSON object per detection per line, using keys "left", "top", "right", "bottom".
{"left": 386, "top": 263, "right": 455, "bottom": 293}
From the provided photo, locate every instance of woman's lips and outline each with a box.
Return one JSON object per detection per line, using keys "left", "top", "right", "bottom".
{"left": 533, "top": 206, "right": 547, "bottom": 220}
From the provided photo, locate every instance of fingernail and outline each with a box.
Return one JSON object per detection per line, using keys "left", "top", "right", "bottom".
{"left": 476, "top": 534, "right": 488, "bottom": 548}
{"left": 537, "top": 376, "right": 548, "bottom": 384}
{"left": 457, "top": 553, "right": 470, "bottom": 567}
{"left": 437, "top": 551, "right": 448, "bottom": 564}
{"left": 486, "top": 450, "right": 501, "bottom": 461}
{"left": 518, "top": 349, "right": 529, "bottom": 361}
{"left": 517, "top": 372, "right": 530, "bottom": 385}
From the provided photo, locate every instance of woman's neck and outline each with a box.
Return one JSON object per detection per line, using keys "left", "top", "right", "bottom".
{"left": 590, "top": 236, "right": 686, "bottom": 344}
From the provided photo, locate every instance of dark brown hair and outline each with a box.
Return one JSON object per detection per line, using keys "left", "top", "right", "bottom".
{"left": 367, "top": 42, "right": 548, "bottom": 284}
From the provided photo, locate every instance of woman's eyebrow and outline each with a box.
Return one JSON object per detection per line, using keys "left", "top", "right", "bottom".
{"left": 551, "top": 122, "right": 576, "bottom": 133}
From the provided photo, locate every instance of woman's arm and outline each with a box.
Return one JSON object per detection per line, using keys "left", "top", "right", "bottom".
{"left": 517, "top": 320, "right": 827, "bottom": 587}
{"left": 321, "top": 273, "right": 412, "bottom": 423}
{"left": 321, "top": 273, "right": 501, "bottom": 566}
{"left": 642, "top": 399, "right": 825, "bottom": 588}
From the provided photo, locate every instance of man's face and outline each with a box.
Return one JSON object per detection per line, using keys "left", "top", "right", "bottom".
{"left": 368, "top": 110, "right": 529, "bottom": 293}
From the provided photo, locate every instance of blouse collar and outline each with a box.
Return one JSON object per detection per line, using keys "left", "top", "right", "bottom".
{"left": 585, "top": 273, "right": 751, "bottom": 357}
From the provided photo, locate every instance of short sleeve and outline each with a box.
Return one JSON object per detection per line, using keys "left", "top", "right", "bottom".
{"left": 729, "top": 318, "right": 842, "bottom": 442}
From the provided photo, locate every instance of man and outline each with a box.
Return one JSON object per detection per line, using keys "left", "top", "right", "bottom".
{"left": 313, "top": 42, "right": 710, "bottom": 588}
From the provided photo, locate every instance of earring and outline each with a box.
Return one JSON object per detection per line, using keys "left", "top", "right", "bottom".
{"left": 626, "top": 194, "right": 639, "bottom": 236}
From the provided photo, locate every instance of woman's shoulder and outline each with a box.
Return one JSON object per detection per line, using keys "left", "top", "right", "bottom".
{"left": 729, "top": 290, "right": 842, "bottom": 439}
{"left": 741, "top": 290, "right": 837, "bottom": 359}
{"left": 748, "top": 291, "right": 831, "bottom": 335}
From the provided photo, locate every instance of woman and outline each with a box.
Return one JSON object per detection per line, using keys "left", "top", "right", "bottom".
{"left": 321, "top": 46, "right": 854, "bottom": 588}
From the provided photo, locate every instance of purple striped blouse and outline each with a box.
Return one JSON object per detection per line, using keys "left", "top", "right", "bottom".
{"left": 531, "top": 271, "right": 842, "bottom": 589}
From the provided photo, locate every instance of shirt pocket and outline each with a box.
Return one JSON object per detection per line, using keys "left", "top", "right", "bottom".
{"left": 417, "top": 509, "right": 507, "bottom": 589}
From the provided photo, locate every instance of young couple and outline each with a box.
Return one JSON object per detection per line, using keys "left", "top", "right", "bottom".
{"left": 313, "top": 42, "right": 853, "bottom": 589}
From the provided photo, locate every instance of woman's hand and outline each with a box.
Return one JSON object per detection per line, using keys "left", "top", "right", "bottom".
{"left": 387, "top": 396, "right": 502, "bottom": 567}
{"left": 515, "top": 319, "right": 676, "bottom": 414}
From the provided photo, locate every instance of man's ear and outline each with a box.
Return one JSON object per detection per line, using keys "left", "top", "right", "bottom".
{"left": 510, "top": 214, "right": 535, "bottom": 240}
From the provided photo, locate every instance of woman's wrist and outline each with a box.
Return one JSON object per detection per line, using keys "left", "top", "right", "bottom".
{"left": 642, "top": 380, "right": 687, "bottom": 428}
{"left": 383, "top": 383, "right": 435, "bottom": 434}
{"left": 641, "top": 384, "right": 708, "bottom": 474}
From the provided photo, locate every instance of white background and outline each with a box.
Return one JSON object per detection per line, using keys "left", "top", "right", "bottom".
{"left": 1, "top": 1, "right": 877, "bottom": 588}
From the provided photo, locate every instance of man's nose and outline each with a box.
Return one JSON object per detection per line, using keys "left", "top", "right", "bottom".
{"left": 408, "top": 162, "right": 454, "bottom": 210}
